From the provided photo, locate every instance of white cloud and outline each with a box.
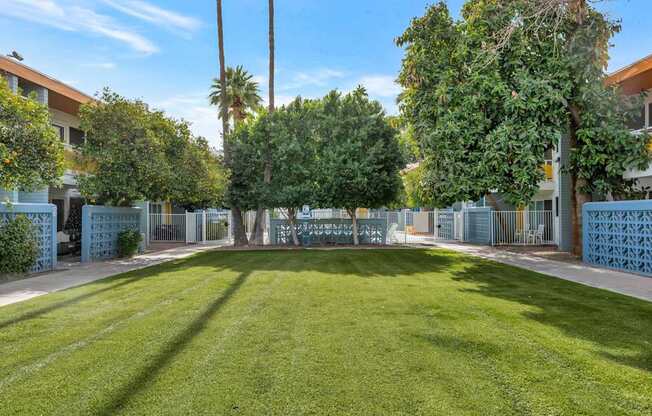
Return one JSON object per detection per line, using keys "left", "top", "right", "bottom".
{"left": 281, "top": 68, "right": 345, "bottom": 90}
{"left": 101, "top": 0, "right": 201, "bottom": 34}
{"left": 357, "top": 75, "right": 401, "bottom": 98}
{"left": 0, "top": 0, "right": 158, "bottom": 54}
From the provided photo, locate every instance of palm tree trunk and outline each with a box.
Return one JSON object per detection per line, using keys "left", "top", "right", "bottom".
{"left": 268, "top": 0, "right": 275, "bottom": 113}
{"left": 252, "top": 0, "right": 275, "bottom": 245}
{"left": 216, "top": 0, "right": 248, "bottom": 246}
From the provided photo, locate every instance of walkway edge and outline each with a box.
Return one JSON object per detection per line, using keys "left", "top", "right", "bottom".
{"left": 429, "top": 242, "right": 652, "bottom": 302}
{"left": 0, "top": 244, "right": 226, "bottom": 308}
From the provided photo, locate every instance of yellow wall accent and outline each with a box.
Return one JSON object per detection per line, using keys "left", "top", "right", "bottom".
{"left": 63, "top": 148, "right": 95, "bottom": 173}
{"left": 542, "top": 163, "right": 553, "bottom": 181}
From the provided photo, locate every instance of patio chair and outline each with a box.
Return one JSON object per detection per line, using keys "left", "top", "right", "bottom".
{"left": 528, "top": 224, "right": 545, "bottom": 245}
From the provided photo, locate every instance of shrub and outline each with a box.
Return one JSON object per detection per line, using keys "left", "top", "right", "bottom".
{"left": 0, "top": 215, "right": 38, "bottom": 274}
{"left": 117, "top": 229, "right": 142, "bottom": 258}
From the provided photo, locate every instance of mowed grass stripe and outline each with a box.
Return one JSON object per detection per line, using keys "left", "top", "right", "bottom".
{"left": 0, "top": 249, "right": 650, "bottom": 415}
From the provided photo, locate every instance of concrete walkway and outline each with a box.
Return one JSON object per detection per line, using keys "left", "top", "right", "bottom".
{"left": 430, "top": 242, "right": 652, "bottom": 302}
{"left": 0, "top": 243, "right": 226, "bottom": 307}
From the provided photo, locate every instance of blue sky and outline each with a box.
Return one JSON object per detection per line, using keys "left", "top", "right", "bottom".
{"left": 0, "top": 0, "right": 649, "bottom": 149}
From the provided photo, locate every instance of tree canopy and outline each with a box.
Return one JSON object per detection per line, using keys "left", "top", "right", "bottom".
{"left": 396, "top": 0, "right": 649, "bottom": 209}
{"left": 314, "top": 88, "right": 403, "bottom": 213}
{"left": 0, "top": 79, "right": 64, "bottom": 192}
{"left": 78, "top": 89, "right": 226, "bottom": 208}
{"left": 227, "top": 89, "right": 403, "bottom": 245}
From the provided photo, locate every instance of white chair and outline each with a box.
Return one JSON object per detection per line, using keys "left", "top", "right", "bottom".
{"left": 388, "top": 223, "right": 398, "bottom": 244}
{"left": 528, "top": 224, "right": 545, "bottom": 244}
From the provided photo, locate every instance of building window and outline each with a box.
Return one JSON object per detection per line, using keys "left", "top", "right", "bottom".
{"left": 69, "top": 127, "right": 85, "bottom": 147}
{"left": 52, "top": 124, "right": 65, "bottom": 142}
{"left": 150, "top": 203, "right": 162, "bottom": 215}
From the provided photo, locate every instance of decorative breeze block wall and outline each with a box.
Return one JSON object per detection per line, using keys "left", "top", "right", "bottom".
{"left": 583, "top": 200, "right": 652, "bottom": 276}
{"left": 81, "top": 205, "right": 143, "bottom": 262}
{"left": 270, "top": 218, "right": 387, "bottom": 246}
{"left": 0, "top": 203, "right": 57, "bottom": 273}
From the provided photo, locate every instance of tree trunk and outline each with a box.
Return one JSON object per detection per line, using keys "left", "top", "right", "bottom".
{"left": 231, "top": 206, "right": 248, "bottom": 246}
{"left": 567, "top": 103, "right": 590, "bottom": 256}
{"left": 571, "top": 177, "right": 591, "bottom": 256}
{"left": 216, "top": 0, "right": 247, "bottom": 246}
{"left": 288, "top": 207, "right": 300, "bottom": 246}
{"left": 348, "top": 208, "right": 359, "bottom": 246}
{"left": 252, "top": 207, "right": 265, "bottom": 245}
{"left": 253, "top": 0, "right": 275, "bottom": 246}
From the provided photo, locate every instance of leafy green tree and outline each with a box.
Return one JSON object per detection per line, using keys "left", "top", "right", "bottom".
{"left": 397, "top": 0, "right": 649, "bottom": 253}
{"left": 267, "top": 98, "right": 319, "bottom": 245}
{"left": 315, "top": 88, "right": 404, "bottom": 245}
{"left": 78, "top": 89, "right": 226, "bottom": 208}
{"left": 168, "top": 134, "right": 227, "bottom": 211}
{"left": 78, "top": 90, "right": 172, "bottom": 206}
{"left": 0, "top": 79, "right": 63, "bottom": 193}
{"left": 402, "top": 164, "right": 429, "bottom": 208}
{"left": 226, "top": 116, "right": 267, "bottom": 217}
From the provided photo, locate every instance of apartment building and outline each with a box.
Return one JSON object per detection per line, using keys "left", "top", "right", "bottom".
{"left": 1, "top": 55, "right": 93, "bottom": 252}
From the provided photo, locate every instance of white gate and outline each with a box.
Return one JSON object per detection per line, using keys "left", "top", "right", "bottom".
{"left": 205, "top": 211, "right": 230, "bottom": 242}
{"left": 149, "top": 213, "right": 186, "bottom": 242}
{"left": 186, "top": 212, "right": 200, "bottom": 244}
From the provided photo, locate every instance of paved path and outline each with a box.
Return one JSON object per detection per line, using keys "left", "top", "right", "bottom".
{"left": 0, "top": 243, "right": 226, "bottom": 307}
{"left": 430, "top": 242, "right": 652, "bottom": 302}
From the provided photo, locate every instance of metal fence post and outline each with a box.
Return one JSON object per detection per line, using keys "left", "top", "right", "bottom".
{"left": 228, "top": 210, "right": 233, "bottom": 242}
{"left": 404, "top": 210, "right": 407, "bottom": 244}
{"left": 202, "top": 210, "right": 207, "bottom": 244}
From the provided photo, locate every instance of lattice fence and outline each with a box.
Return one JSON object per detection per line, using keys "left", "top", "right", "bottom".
{"left": 583, "top": 201, "right": 652, "bottom": 276}
{"left": 81, "top": 205, "right": 143, "bottom": 262}
{"left": 0, "top": 203, "right": 57, "bottom": 273}
{"left": 270, "top": 218, "right": 387, "bottom": 246}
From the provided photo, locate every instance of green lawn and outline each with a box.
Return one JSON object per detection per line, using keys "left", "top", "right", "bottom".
{"left": 0, "top": 249, "right": 650, "bottom": 415}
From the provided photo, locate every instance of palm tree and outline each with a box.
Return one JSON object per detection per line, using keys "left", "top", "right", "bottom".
{"left": 215, "top": 0, "right": 248, "bottom": 246}
{"left": 251, "top": 0, "right": 275, "bottom": 245}
{"left": 209, "top": 65, "right": 262, "bottom": 126}
{"left": 268, "top": 0, "right": 275, "bottom": 114}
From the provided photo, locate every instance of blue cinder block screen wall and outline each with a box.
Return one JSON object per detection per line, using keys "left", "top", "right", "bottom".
{"left": 0, "top": 203, "right": 57, "bottom": 272}
{"left": 583, "top": 200, "right": 652, "bottom": 277}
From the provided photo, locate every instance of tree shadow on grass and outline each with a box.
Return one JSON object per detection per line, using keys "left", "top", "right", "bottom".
{"left": 450, "top": 257, "right": 652, "bottom": 372}
{"left": 0, "top": 257, "right": 218, "bottom": 331}
{"left": 96, "top": 270, "right": 251, "bottom": 416}
{"left": 0, "top": 249, "right": 451, "bottom": 334}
